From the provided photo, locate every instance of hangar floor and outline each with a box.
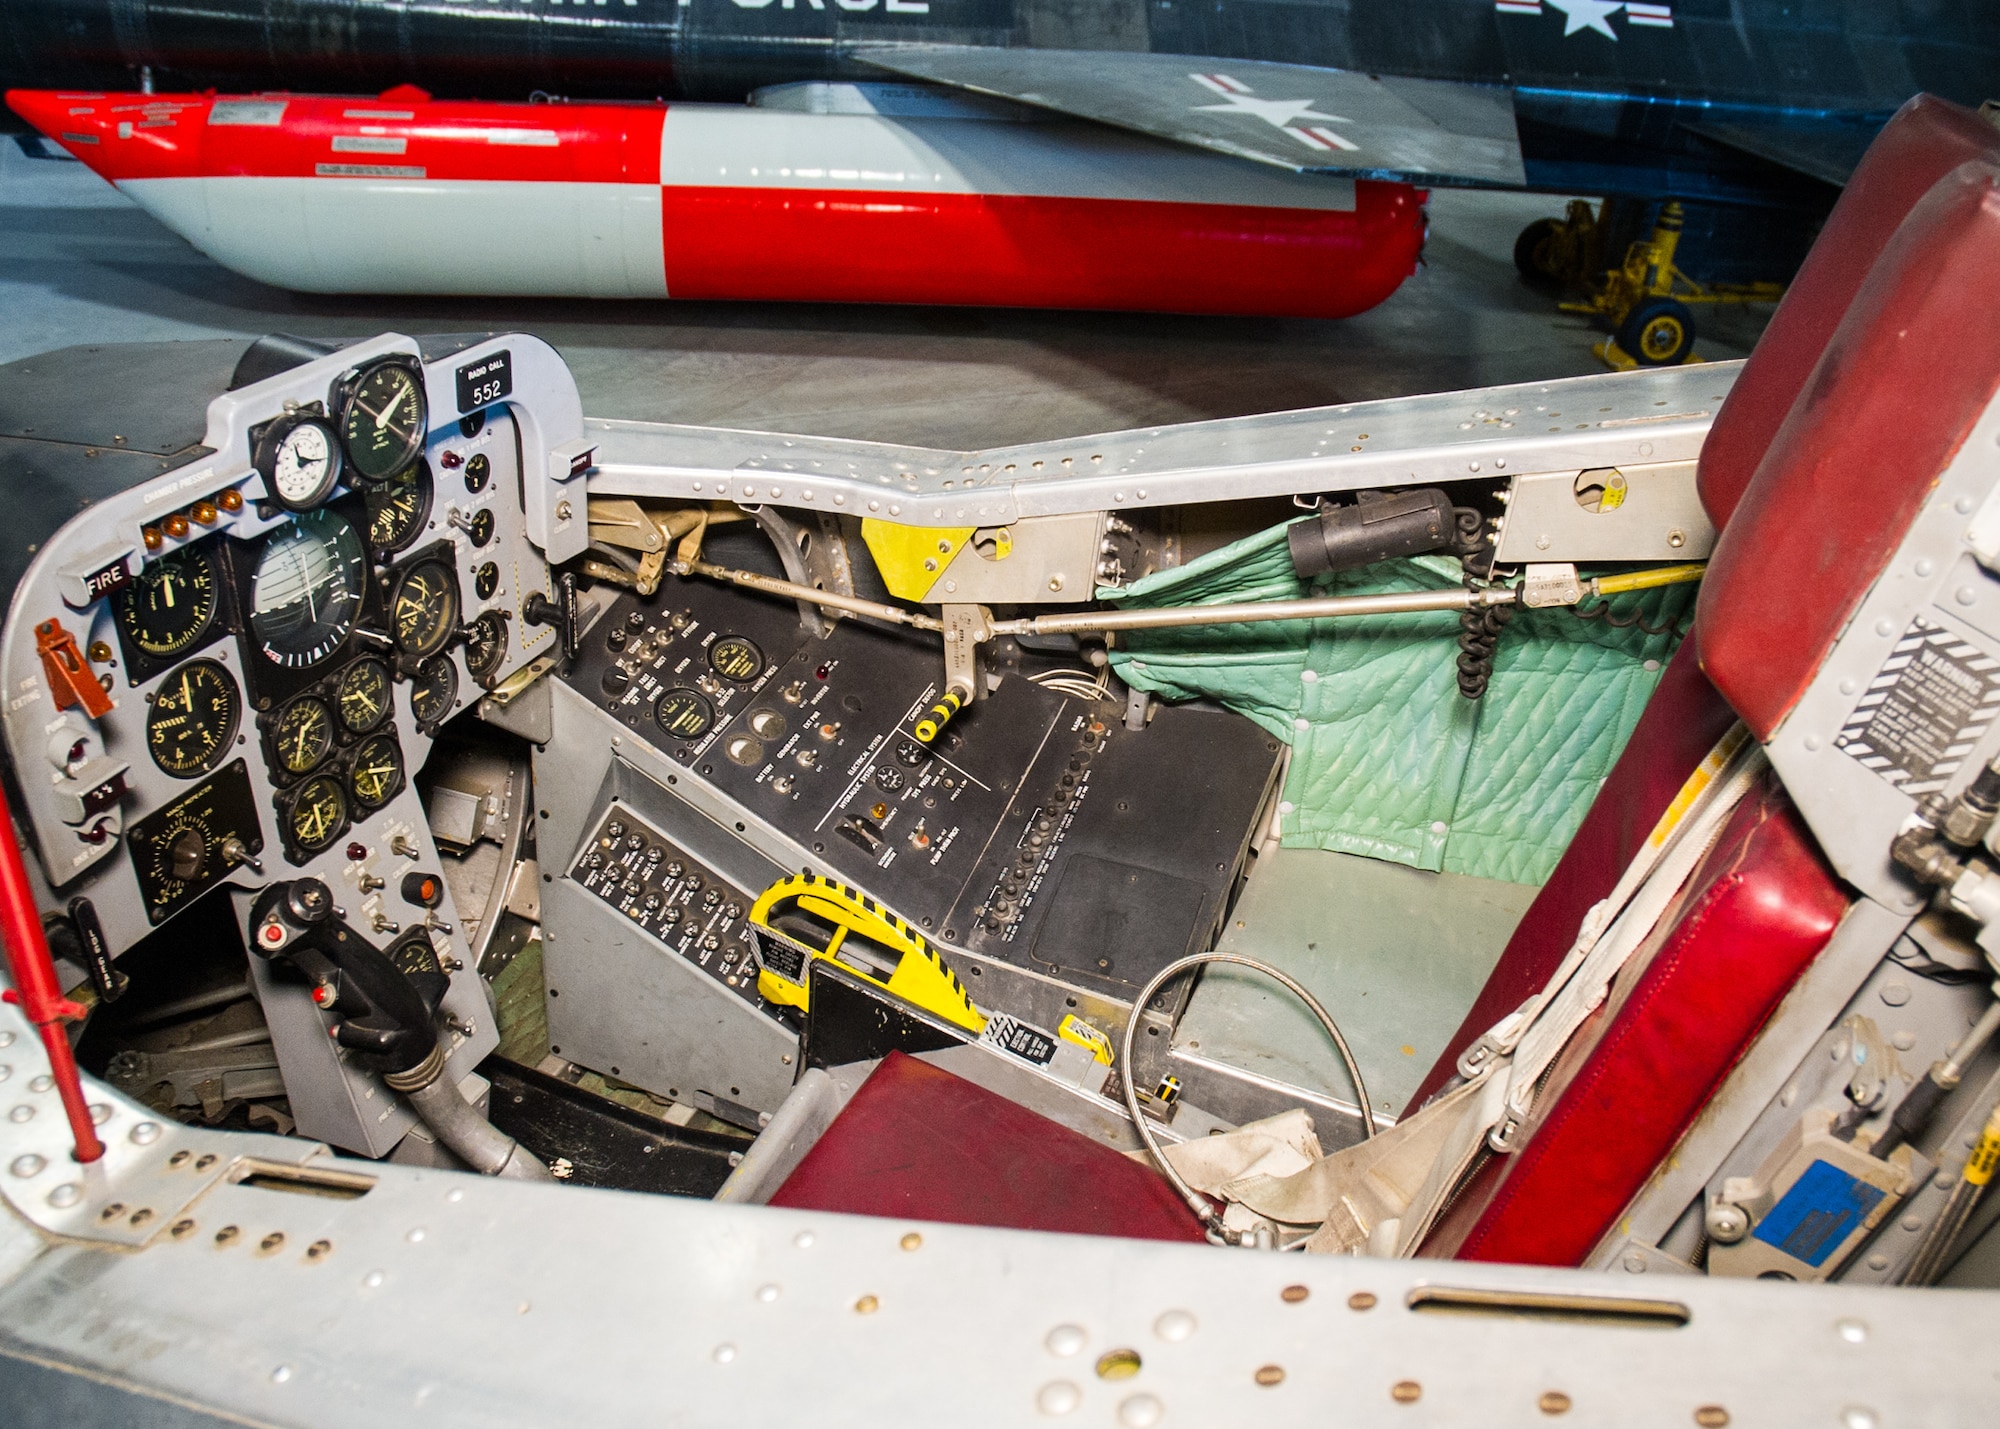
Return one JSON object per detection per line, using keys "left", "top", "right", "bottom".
{"left": 0, "top": 137, "right": 1776, "bottom": 444}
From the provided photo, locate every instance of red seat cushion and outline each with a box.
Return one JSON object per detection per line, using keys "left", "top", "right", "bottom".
{"left": 1699, "top": 95, "right": 2000, "bottom": 530}
{"left": 1695, "top": 161, "right": 2000, "bottom": 740}
{"left": 1435, "top": 776, "right": 1849, "bottom": 1265}
{"left": 1407, "top": 629, "right": 1740, "bottom": 1113}
{"left": 768, "top": 1052, "right": 1208, "bottom": 1242}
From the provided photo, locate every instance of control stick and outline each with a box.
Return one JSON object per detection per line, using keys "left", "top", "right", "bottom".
{"left": 250, "top": 879, "right": 549, "bottom": 1179}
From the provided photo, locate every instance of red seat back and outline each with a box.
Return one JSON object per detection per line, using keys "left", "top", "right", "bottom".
{"left": 1696, "top": 159, "right": 2000, "bottom": 738}
{"left": 1409, "top": 100, "right": 2000, "bottom": 1264}
{"left": 1698, "top": 96, "right": 2000, "bottom": 530}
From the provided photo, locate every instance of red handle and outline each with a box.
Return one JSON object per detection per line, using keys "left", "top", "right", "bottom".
{"left": 0, "top": 786, "right": 104, "bottom": 1163}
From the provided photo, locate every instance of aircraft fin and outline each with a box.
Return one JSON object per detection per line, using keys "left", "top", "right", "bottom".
{"left": 852, "top": 44, "right": 1525, "bottom": 188}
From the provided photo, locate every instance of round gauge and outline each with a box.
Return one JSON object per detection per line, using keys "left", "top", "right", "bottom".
{"left": 273, "top": 695, "right": 335, "bottom": 776}
{"left": 285, "top": 774, "right": 347, "bottom": 855}
{"left": 250, "top": 510, "right": 368, "bottom": 669}
{"left": 347, "top": 735, "right": 403, "bottom": 812}
{"left": 461, "top": 611, "right": 508, "bottom": 685}
{"left": 116, "top": 545, "right": 219, "bottom": 659}
{"left": 709, "top": 636, "right": 764, "bottom": 683}
{"left": 390, "top": 559, "right": 460, "bottom": 658}
{"left": 364, "top": 458, "right": 432, "bottom": 554}
{"left": 339, "top": 359, "right": 427, "bottom": 485}
{"left": 656, "top": 687, "right": 715, "bottom": 741}
{"left": 335, "top": 657, "right": 392, "bottom": 734}
{"left": 144, "top": 659, "right": 240, "bottom": 777}
{"left": 410, "top": 656, "right": 458, "bottom": 727}
{"left": 255, "top": 413, "right": 343, "bottom": 512}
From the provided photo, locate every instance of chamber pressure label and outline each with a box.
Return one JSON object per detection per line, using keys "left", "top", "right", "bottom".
{"left": 1836, "top": 616, "right": 2000, "bottom": 795}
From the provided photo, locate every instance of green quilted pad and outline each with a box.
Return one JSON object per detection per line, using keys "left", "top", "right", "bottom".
{"left": 1103, "top": 520, "right": 1691, "bottom": 885}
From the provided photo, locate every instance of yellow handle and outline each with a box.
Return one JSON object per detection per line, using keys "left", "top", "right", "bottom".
{"left": 1967, "top": 1108, "right": 2000, "bottom": 1187}
{"left": 1594, "top": 563, "right": 1706, "bottom": 596}
{"left": 914, "top": 690, "right": 963, "bottom": 743}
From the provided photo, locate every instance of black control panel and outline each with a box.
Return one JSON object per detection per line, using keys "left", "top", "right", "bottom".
{"left": 568, "top": 802, "right": 771, "bottom": 1008}
{"left": 563, "top": 577, "right": 1283, "bottom": 1006}
{"left": 126, "top": 759, "right": 264, "bottom": 924}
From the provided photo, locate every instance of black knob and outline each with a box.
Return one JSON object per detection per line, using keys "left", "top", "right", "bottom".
{"left": 284, "top": 879, "right": 335, "bottom": 927}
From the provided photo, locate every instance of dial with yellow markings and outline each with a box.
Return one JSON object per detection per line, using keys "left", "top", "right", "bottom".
{"left": 709, "top": 635, "right": 764, "bottom": 683}
{"left": 117, "top": 546, "right": 219, "bottom": 659}
{"left": 365, "top": 459, "right": 432, "bottom": 554}
{"left": 347, "top": 735, "right": 403, "bottom": 812}
{"left": 273, "top": 695, "right": 334, "bottom": 776}
{"left": 390, "top": 558, "right": 459, "bottom": 658}
{"left": 335, "top": 657, "right": 392, "bottom": 734}
{"left": 285, "top": 774, "right": 347, "bottom": 854}
{"left": 144, "top": 659, "right": 240, "bottom": 777}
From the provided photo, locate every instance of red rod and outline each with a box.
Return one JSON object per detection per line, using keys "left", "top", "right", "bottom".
{"left": 0, "top": 787, "right": 104, "bottom": 1162}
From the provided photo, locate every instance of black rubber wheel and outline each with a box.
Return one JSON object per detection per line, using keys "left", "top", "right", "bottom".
{"left": 1618, "top": 298, "right": 1696, "bottom": 366}
{"left": 1513, "top": 218, "right": 1567, "bottom": 287}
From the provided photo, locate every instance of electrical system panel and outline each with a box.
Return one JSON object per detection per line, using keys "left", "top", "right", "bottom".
{"left": 537, "top": 573, "right": 1282, "bottom": 1122}
{"left": 0, "top": 333, "right": 584, "bottom": 1155}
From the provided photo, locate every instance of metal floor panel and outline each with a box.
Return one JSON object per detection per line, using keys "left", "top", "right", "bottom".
{"left": 1174, "top": 846, "right": 1538, "bottom": 1125}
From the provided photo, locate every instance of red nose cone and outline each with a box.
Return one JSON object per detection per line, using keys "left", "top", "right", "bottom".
{"left": 5, "top": 89, "right": 208, "bottom": 182}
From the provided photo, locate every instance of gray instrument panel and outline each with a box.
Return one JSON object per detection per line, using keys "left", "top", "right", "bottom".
{"left": 0, "top": 333, "right": 584, "bottom": 1155}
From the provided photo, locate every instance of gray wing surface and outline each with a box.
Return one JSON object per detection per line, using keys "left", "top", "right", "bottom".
{"left": 853, "top": 45, "right": 1525, "bottom": 188}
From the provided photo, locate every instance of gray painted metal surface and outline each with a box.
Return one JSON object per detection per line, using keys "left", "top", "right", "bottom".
{"left": 0, "top": 988, "right": 1998, "bottom": 1426}
{"left": 1760, "top": 387, "right": 2000, "bottom": 914}
{"left": 587, "top": 362, "right": 1734, "bottom": 539}
{"left": 1175, "top": 847, "right": 1538, "bottom": 1133}
{"left": 857, "top": 46, "right": 1525, "bottom": 186}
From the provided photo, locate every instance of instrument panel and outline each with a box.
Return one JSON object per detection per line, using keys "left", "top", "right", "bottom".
{"left": 0, "top": 333, "right": 585, "bottom": 1156}
{"left": 1, "top": 332, "right": 578, "bottom": 1024}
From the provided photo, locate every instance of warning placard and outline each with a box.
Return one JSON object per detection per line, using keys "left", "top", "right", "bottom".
{"left": 1836, "top": 616, "right": 2000, "bottom": 795}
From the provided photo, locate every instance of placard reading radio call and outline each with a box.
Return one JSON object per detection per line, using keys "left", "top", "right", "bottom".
{"left": 455, "top": 350, "right": 512, "bottom": 415}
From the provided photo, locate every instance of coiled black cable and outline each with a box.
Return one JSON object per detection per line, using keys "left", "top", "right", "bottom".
{"left": 1456, "top": 596, "right": 1512, "bottom": 699}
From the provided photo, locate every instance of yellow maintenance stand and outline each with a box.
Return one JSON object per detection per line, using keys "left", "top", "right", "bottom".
{"left": 1515, "top": 200, "right": 1785, "bottom": 368}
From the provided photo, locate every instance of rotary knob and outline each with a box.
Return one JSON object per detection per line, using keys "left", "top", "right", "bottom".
{"left": 168, "top": 826, "right": 206, "bottom": 881}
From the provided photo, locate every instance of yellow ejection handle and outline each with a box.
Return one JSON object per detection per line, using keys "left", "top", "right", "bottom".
{"left": 914, "top": 690, "right": 963, "bottom": 743}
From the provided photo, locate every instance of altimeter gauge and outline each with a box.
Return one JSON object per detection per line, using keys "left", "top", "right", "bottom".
{"left": 145, "top": 659, "right": 240, "bottom": 777}
{"left": 254, "top": 412, "right": 344, "bottom": 512}
{"left": 365, "top": 458, "right": 433, "bottom": 554}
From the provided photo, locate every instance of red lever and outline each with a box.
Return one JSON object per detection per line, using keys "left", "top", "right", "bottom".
{"left": 36, "top": 619, "right": 113, "bottom": 720}
{"left": 0, "top": 785, "right": 104, "bottom": 1163}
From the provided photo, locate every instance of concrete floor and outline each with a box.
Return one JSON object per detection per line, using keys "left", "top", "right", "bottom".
{"left": 0, "top": 137, "right": 1776, "bottom": 444}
